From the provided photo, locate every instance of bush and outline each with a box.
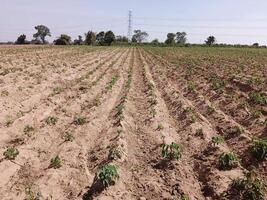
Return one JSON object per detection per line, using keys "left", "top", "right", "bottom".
{"left": 251, "top": 138, "right": 267, "bottom": 160}
{"left": 97, "top": 164, "right": 119, "bottom": 187}
{"left": 231, "top": 171, "right": 265, "bottom": 200}
{"left": 218, "top": 152, "right": 238, "bottom": 170}
{"left": 3, "top": 147, "right": 19, "bottom": 160}
{"left": 161, "top": 142, "right": 182, "bottom": 160}
{"left": 54, "top": 34, "right": 71, "bottom": 45}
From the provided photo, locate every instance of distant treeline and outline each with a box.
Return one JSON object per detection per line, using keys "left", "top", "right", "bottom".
{"left": 1, "top": 24, "right": 265, "bottom": 48}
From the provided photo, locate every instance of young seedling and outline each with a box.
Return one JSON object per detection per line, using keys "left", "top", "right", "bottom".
{"left": 218, "top": 152, "right": 239, "bottom": 170}
{"left": 45, "top": 116, "right": 58, "bottom": 126}
{"left": 231, "top": 170, "right": 265, "bottom": 200}
{"left": 250, "top": 138, "right": 267, "bottom": 160}
{"left": 63, "top": 132, "right": 74, "bottom": 142}
{"left": 97, "top": 164, "right": 119, "bottom": 187}
{"left": 3, "top": 147, "right": 19, "bottom": 160}
{"left": 24, "top": 125, "right": 34, "bottom": 137}
{"left": 180, "top": 194, "right": 189, "bottom": 200}
{"left": 49, "top": 155, "right": 62, "bottom": 169}
{"left": 161, "top": 142, "right": 182, "bottom": 161}
{"left": 211, "top": 136, "right": 224, "bottom": 147}
{"left": 157, "top": 124, "right": 164, "bottom": 131}
{"left": 25, "top": 187, "right": 42, "bottom": 200}
{"left": 196, "top": 128, "right": 204, "bottom": 138}
{"left": 108, "top": 146, "right": 122, "bottom": 160}
{"left": 73, "top": 117, "right": 87, "bottom": 125}
{"left": 248, "top": 92, "right": 267, "bottom": 105}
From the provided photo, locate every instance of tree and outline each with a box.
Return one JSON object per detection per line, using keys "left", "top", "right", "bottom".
{"left": 54, "top": 34, "right": 72, "bottom": 45}
{"left": 205, "top": 36, "right": 216, "bottom": 46}
{"left": 176, "top": 32, "right": 187, "bottom": 44}
{"left": 116, "top": 35, "right": 129, "bottom": 43}
{"left": 104, "top": 31, "right": 115, "bottom": 46}
{"left": 165, "top": 33, "right": 176, "bottom": 45}
{"left": 253, "top": 43, "right": 259, "bottom": 47}
{"left": 74, "top": 35, "right": 83, "bottom": 45}
{"left": 132, "top": 30, "right": 148, "bottom": 43}
{"left": 96, "top": 31, "right": 105, "bottom": 45}
{"left": 151, "top": 39, "right": 160, "bottom": 45}
{"left": 16, "top": 34, "right": 26, "bottom": 44}
{"left": 33, "top": 25, "right": 51, "bottom": 44}
{"left": 85, "top": 31, "right": 96, "bottom": 45}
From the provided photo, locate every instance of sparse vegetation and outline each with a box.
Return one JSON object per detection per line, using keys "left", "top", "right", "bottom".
{"left": 251, "top": 138, "right": 267, "bottom": 160}
{"left": 218, "top": 152, "right": 239, "bottom": 170}
{"left": 49, "top": 155, "right": 62, "bottom": 169}
{"left": 45, "top": 116, "right": 58, "bottom": 126}
{"left": 211, "top": 136, "right": 224, "bottom": 146}
{"left": 73, "top": 117, "right": 87, "bottom": 125}
{"left": 97, "top": 164, "right": 119, "bottom": 187}
{"left": 3, "top": 147, "right": 19, "bottom": 160}
{"left": 161, "top": 142, "right": 182, "bottom": 161}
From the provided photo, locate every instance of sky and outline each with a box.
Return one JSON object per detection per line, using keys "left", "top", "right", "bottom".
{"left": 1, "top": 0, "right": 267, "bottom": 44}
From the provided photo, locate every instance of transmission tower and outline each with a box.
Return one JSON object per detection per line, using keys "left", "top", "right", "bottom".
{"left": 128, "top": 10, "right": 132, "bottom": 41}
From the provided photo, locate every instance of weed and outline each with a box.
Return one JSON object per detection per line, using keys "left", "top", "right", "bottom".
{"left": 209, "top": 76, "right": 226, "bottom": 91}
{"left": 45, "top": 116, "right": 58, "bottom": 126}
{"left": 252, "top": 110, "right": 262, "bottom": 118}
{"left": 157, "top": 124, "right": 164, "bottom": 131}
{"left": 161, "top": 142, "right": 182, "bottom": 161}
{"left": 52, "top": 87, "right": 63, "bottom": 95}
{"left": 24, "top": 125, "right": 34, "bottom": 137}
{"left": 108, "top": 146, "right": 122, "bottom": 160}
{"left": 180, "top": 194, "right": 189, "bottom": 200}
{"left": 250, "top": 138, "right": 267, "bottom": 160}
{"left": 248, "top": 92, "right": 267, "bottom": 105}
{"left": 3, "top": 147, "right": 19, "bottom": 160}
{"left": 25, "top": 187, "right": 42, "bottom": 200}
{"left": 231, "top": 170, "right": 265, "bottom": 200}
{"left": 5, "top": 115, "right": 14, "bottom": 127}
{"left": 211, "top": 136, "right": 224, "bottom": 146}
{"left": 187, "top": 81, "right": 197, "bottom": 92}
{"left": 97, "top": 164, "right": 119, "bottom": 187}
{"left": 49, "top": 155, "right": 62, "bottom": 169}
{"left": 218, "top": 152, "right": 239, "bottom": 170}
{"left": 63, "top": 132, "right": 74, "bottom": 142}
{"left": 73, "top": 117, "right": 86, "bottom": 125}
{"left": 196, "top": 128, "right": 204, "bottom": 138}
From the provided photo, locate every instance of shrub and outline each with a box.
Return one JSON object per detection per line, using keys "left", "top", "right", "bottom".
{"left": 63, "top": 132, "right": 74, "bottom": 142}
{"left": 108, "top": 146, "right": 122, "bottom": 160}
{"left": 161, "top": 142, "right": 182, "bottom": 160}
{"left": 3, "top": 147, "right": 19, "bottom": 160}
{"left": 24, "top": 125, "right": 34, "bottom": 137}
{"left": 73, "top": 117, "right": 87, "bottom": 125}
{"left": 49, "top": 155, "right": 62, "bottom": 169}
{"left": 251, "top": 138, "right": 267, "bottom": 160}
{"left": 248, "top": 92, "right": 267, "bottom": 105}
{"left": 54, "top": 34, "right": 71, "bottom": 45}
{"left": 231, "top": 171, "right": 265, "bottom": 200}
{"left": 218, "top": 152, "right": 239, "bottom": 170}
{"left": 45, "top": 116, "right": 58, "bottom": 126}
{"left": 97, "top": 164, "right": 119, "bottom": 187}
{"left": 211, "top": 136, "right": 224, "bottom": 146}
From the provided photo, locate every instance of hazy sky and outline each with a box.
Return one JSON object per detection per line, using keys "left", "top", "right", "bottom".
{"left": 1, "top": 0, "right": 267, "bottom": 44}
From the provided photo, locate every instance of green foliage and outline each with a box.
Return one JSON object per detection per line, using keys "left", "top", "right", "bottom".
{"left": 16, "top": 34, "right": 27, "bottom": 44}
{"left": 104, "top": 31, "right": 116, "bottom": 46}
{"left": 232, "top": 171, "right": 265, "bottom": 200}
{"left": 187, "top": 81, "right": 197, "bottom": 92}
{"left": 218, "top": 152, "right": 239, "bottom": 170}
{"left": 33, "top": 25, "right": 51, "bottom": 44}
{"left": 54, "top": 34, "right": 71, "bottom": 45}
{"left": 25, "top": 187, "right": 42, "bottom": 200}
{"left": 157, "top": 124, "right": 164, "bottom": 131}
{"left": 248, "top": 92, "right": 267, "bottom": 105}
{"left": 161, "top": 142, "right": 182, "bottom": 160}
{"left": 250, "top": 138, "right": 267, "bottom": 160}
{"left": 209, "top": 76, "right": 226, "bottom": 91}
{"left": 211, "top": 136, "right": 224, "bottom": 146}
{"left": 45, "top": 116, "right": 58, "bottom": 126}
{"left": 97, "top": 164, "right": 119, "bottom": 187}
{"left": 73, "top": 117, "right": 87, "bottom": 125}
{"left": 63, "top": 132, "right": 74, "bottom": 142}
{"left": 132, "top": 30, "right": 149, "bottom": 43}
{"left": 180, "top": 194, "right": 189, "bottom": 200}
{"left": 108, "top": 146, "right": 122, "bottom": 160}
{"left": 176, "top": 32, "right": 187, "bottom": 44}
{"left": 165, "top": 33, "right": 176, "bottom": 45}
{"left": 24, "top": 125, "right": 34, "bottom": 137}
{"left": 50, "top": 155, "right": 62, "bottom": 169}
{"left": 205, "top": 36, "right": 216, "bottom": 46}
{"left": 85, "top": 31, "right": 96, "bottom": 45}
{"left": 3, "top": 147, "right": 19, "bottom": 160}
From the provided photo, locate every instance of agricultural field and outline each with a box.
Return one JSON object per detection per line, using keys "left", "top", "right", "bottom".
{"left": 0, "top": 45, "right": 266, "bottom": 200}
